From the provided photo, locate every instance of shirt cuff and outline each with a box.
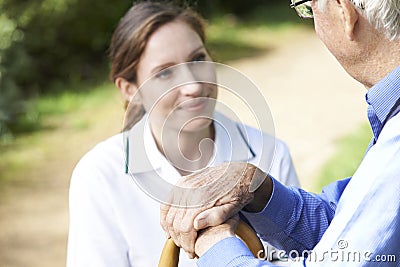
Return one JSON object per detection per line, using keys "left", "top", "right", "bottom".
{"left": 197, "top": 237, "right": 253, "bottom": 267}
{"left": 241, "top": 177, "right": 296, "bottom": 237}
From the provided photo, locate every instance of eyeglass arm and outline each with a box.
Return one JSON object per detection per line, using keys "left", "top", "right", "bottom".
{"left": 290, "top": 0, "right": 311, "bottom": 8}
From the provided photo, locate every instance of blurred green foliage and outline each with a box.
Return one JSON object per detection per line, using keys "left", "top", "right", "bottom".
{"left": 0, "top": 0, "right": 130, "bottom": 140}
{"left": 314, "top": 123, "right": 372, "bottom": 192}
{"left": 0, "top": 0, "right": 300, "bottom": 140}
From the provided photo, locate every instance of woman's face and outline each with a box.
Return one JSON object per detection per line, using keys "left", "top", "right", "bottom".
{"left": 135, "top": 20, "right": 217, "bottom": 133}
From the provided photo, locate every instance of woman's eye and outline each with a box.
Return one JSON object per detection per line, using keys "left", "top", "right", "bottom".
{"left": 192, "top": 53, "right": 206, "bottom": 62}
{"left": 155, "top": 68, "right": 172, "bottom": 79}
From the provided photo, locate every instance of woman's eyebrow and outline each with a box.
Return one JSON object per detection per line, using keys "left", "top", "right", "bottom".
{"left": 187, "top": 46, "right": 205, "bottom": 59}
{"left": 150, "top": 62, "right": 174, "bottom": 75}
{"left": 150, "top": 46, "right": 205, "bottom": 75}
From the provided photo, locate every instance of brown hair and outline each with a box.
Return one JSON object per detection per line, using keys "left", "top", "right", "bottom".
{"left": 109, "top": 1, "right": 207, "bottom": 131}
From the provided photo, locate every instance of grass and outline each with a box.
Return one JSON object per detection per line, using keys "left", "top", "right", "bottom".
{"left": 313, "top": 123, "right": 372, "bottom": 192}
{"left": 0, "top": 82, "right": 118, "bottom": 185}
{"left": 206, "top": 22, "right": 311, "bottom": 62}
{"left": 207, "top": 18, "right": 279, "bottom": 62}
{"left": 206, "top": 2, "right": 313, "bottom": 62}
{"left": 5, "top": 82, "right": 115, "bottom": 136}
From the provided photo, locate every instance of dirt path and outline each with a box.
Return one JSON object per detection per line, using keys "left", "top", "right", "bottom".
{"left": 230, "top": 28, "right": 367, "bottom": 190}
{"left": 0, "top": 28, "right": 368, "bottom": 267}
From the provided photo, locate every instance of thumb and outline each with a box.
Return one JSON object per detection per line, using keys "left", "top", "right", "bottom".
{"left": 194, "top": 203, "right": 238, "bottom": 230}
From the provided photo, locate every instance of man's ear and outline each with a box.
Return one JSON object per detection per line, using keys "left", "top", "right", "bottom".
{"left": 115, "top": 77, "right": 139, "bottom": 102}
{"left": 338, "top": 0, "right": 359, "bottom": 41}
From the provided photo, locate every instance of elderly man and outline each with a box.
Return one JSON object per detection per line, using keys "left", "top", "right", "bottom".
{"left": 161, "top": 0, "right": 400, "bottom": 265}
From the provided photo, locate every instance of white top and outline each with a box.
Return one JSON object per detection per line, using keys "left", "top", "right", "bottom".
{"left": 67, "top": 112, "right": 299, "bottom": 267}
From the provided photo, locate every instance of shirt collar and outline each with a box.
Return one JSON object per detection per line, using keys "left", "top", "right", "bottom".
{"left": 212, "top": 112, "right": 256, "bottom": 165}
{"left": 125, "top": 114, "right": 163, "bottom": 174}
{"left": 125, "top": 112, "right": 256, "bottom": 174}
{"left": 366, "top": 65, "right": 400, "bottom": 138}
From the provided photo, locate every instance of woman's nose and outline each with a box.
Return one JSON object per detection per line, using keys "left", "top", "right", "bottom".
{"left": 179, "top": 81, "right": 203, "bottom": 96}
{"left": 178, "top": 66, "right": 203, "bottom": 96}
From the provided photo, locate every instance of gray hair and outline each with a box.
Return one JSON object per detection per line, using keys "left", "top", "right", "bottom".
{"left": 318, "top": 0, "right": 400, "bottom": 40}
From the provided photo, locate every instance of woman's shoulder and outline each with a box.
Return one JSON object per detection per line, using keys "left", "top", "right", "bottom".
{"left": 214, "top": 112, "right": 291, "bottom": 154}
{"left": 214, "top": 113, "right": 298, "bottom": 184}
{"left": 83, "top": 133, "right": 123, "bottom": 158}
{"left": 240, "top": 122, "right": 290, "bottom": 152}
{"left": 72, "top": 133, "right": 125, "bottom": 177}
{"left": 241, "top": 123, "right": 299, "bottom": 185}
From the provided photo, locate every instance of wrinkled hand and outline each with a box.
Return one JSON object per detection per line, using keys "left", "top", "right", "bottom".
{"left": 195, "top": 215, "right": 239, "bottom": 257}
{"left": 160, "top": 162, "right": 266, "bottom": 258}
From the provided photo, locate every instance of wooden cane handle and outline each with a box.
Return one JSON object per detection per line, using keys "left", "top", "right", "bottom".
{"left": 159, "top": 237, "right": 180, "bottom": 267}
{"left": 158, "top": 220, "right": 264, "bottom": 267}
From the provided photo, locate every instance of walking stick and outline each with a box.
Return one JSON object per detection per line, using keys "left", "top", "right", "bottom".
{"left": 158, "top": 219, "right": 265, "bottom": 267}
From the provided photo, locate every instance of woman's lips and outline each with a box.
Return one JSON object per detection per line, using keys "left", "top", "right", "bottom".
{"left": 179, "top": 98, "right": 209, "bottom": 112}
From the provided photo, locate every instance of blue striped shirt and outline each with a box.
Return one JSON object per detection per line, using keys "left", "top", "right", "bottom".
{"left": 366, "top": 66, "right": 400, "bottom": 148}
{"left": 197, "top": 66, "right": 400, "bottom": 267}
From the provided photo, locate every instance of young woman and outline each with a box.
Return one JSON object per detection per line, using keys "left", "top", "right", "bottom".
{"left": 66, "top": 2, "right": 299, "bottom": 266}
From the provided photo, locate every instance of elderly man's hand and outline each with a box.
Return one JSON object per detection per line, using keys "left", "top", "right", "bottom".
{"left": 160, "top": 162, "right": 271, "bottom": 258}
{"left": 195, "top": 215, "right": 239, "bottom": 257}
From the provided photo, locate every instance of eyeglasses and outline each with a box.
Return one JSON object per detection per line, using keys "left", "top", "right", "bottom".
{"left": 290, "top": 0, "right": 313, "bottom": 19}
{"left": 291, "top": 0, "right": 365, "bottom": 19}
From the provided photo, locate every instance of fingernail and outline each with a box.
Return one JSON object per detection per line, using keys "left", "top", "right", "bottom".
{"left": 195, "top": 217, "right": 206, "bottom": 229}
